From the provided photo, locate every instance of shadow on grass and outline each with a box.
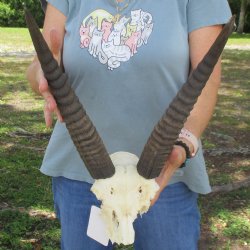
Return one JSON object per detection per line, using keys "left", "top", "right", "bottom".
{"left": 0, "top": 48, "right": 249, "bottom": 249}
{"left": 0, "top": 103, "right": 53, "bottom": 209}
{"left": 197, "top": 49, "right": 250, "bottom": 248}
{"left": 222, "top": 51, "right": 250, "bottom": 82}
{"left": 0, "top": 57, "right": 31, "bottom": 99}
{"left": 204, "top": 49, "right": 250, "bottom": 146}
{"left": 0, "top": 103, "right": 46, "bottom": 133}
{"left": 0, "top": 209, "right": 60, "bottom": 250}
{"left": 0, "top": 146, "right": 50, "bottom": 208}
{"left": 199, "top": 187, "right": 250, "bottom": 248}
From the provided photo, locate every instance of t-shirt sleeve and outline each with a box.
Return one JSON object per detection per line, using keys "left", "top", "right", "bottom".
{"left": 187, "top": 0, "right": 232, "bottom": 33}
{"left": 47, "top": 0, "right": 69, "bottom": 17}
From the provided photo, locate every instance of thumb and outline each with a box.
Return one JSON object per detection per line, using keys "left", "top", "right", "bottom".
{"left": 50, "top": 29, "right": 62, "bottom": 60}
{"left": 168, "top": 146, "right": 186, "bottom": 167}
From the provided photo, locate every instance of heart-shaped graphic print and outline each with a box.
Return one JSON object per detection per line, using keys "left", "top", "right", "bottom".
{"left": 79, "top": 9, "right": 154, "bottom": 70}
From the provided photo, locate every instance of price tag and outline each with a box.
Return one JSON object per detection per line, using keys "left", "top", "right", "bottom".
{"left": 87, "top": 206, "right": 109, "bottom": 246}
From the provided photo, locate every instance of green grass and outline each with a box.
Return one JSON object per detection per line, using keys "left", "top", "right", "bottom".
{"left": 0, "top": 55, "right": 57, "bottom": 249}
{"left": 0, "top": 210, "right": 60, "bottom": 250}
{"left": 0, "top": 28, "right": 249, "bottom": 52}
{"left": 227, "top": 32, "right": 250, "bottom": 46}
{"left": 199, "top": 188, "right": 250, "bottom": 248}
{"left": 0, "top": 28, "right": 33, "bottom": 52}
{"left": 0, "top": 29, "right": 250, "bottom": 249}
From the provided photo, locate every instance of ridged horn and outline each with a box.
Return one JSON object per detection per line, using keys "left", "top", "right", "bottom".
{"left": 40, "top": 0, "right": 47, "bottom": 13}
{"left": 137, "top": 16, "right": 235, "bottom": 179}
{"left": 25, "top": 10, "right": 115, "bottom": 179}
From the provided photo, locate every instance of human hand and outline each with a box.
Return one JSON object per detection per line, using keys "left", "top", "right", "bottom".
{"left": 150, "top": 145, "right": 186, "bottom": 206}
{"left": 36, "top": 29, "right": 63, "bottom": 127}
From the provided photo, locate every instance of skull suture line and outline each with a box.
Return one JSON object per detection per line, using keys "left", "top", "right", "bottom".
{"left": 91, "top": 152, "right": 159, "bottom": 245}
{"left": 25, "top": 10, "right": 235, "bottom": 245}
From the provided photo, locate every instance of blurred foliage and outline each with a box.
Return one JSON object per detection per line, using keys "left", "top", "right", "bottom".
{"left": 0, "top": 2, "right": 14, "bottom": 26}
{"left": 0, "top": 0, "right": 44, "bottom": 27}
{"left": 0, "top": 0, "right": 250, "bottom": 32}
{"left": 228, "top": 0, "right": 250, "bottom": 32}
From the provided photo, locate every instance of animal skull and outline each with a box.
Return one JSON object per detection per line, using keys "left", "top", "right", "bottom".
{"left": 25, "top": 10, "right": 235, "bottom": 246}
{"left": 91, "top": 152, "right": 159, "bottom": 245}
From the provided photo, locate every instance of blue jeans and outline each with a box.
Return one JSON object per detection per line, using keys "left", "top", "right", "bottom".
{"left": 52, "top": 177, "right": 200, "bottom": 250}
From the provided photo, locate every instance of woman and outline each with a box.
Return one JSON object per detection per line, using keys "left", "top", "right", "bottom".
{"left": 27, "top": 0, "right": 232, "bottom": 249}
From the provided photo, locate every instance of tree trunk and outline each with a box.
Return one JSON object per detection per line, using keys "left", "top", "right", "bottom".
{"left": 237, "top": 0, "right": 249, "bottom": 33}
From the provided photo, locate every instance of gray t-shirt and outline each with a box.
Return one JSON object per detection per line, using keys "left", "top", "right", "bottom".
{"left": 41, "top": 0, "right": 231, "bottom": 194}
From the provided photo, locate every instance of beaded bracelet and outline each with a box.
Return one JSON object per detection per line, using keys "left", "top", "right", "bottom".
{"left": 178, "top": 128, "right": 199, "bottom": 157}
{"left": 175, "top": 140, "right": 191, "bottom": 159}
{"left": 174, "top": 140, "right": 192, "bottom": 168}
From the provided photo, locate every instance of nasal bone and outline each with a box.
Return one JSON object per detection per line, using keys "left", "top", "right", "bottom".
{"left": 120, "top": 216, "right": 135, "bottom": 245}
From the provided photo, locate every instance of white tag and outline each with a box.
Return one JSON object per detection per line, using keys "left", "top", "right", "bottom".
{"left": 87, "top": 206, "right": 109, "bottom": 246}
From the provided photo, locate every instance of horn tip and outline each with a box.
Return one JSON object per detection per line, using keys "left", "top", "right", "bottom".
{"left": 228, "top": 15, "right": 237, "bottom": 33}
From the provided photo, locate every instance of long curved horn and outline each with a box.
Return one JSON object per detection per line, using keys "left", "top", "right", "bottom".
{"left": 137, "top": 16, "right": 235, "bottom": 179}
{"left": 25, "top": 10, "right": 115, "bottom": 179}
{"left": 39, "top": 0, "right": 47, "bottom": 13}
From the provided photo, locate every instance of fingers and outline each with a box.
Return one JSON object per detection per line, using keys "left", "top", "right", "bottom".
{"left": 34, "top": 29, "right": 63, "bottom": 127}
{"left": 42, "top": 90, "right": 64, "bottom": 127}
{"left": 158, "top": 146, "right": 186, "bottom": 180}
{"left": 43, "top": 101, "right": 63, "bottom": 127}
{"left": 167, "top": 146, "right": 186, "bottom": 167}
{"left": 36, "top": 66, "right": 63, "bottom": 127}
{"left": 150, "top": 146, "right": 187, "bottom": 206}
{"left": 150, "top": 192, "right": 160, "bottom": 206}
{"left": 55, "top": 107, "right": 63, "bottom": 123}
{"left": 42, "top": 88, "right": 63, "bottom": 127}
{"left": 44, "top": 102, "right": 53, "bottom": 128}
